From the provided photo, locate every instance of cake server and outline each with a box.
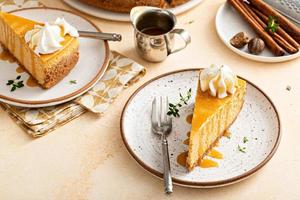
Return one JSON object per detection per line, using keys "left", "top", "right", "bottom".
{"left": 151, "top": 96, "right": 173, "bottom": 194}
{"left": 78, "top": 31, "right": 122, "bottom": 41}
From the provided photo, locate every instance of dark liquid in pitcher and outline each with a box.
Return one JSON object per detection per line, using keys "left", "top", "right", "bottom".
{"left": 136, "top": 11, "right": 174, "bottom": 35}
{"left": 140, "top": 27, "right": 168, "bottom": 35}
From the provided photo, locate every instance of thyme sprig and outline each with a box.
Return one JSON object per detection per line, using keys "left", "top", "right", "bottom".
{"left": 186, "top": 20, "right": 194, "bottom": 24}
{"left": 266, "top": 16, "right": 279, "bottom": 33}
{"left": 238, "top": 145, "right": 246, "bottom": 153}
{"left": 6, "top": 75, "right": 24, "bottom": 92}
{"left": 167, "top": 88, "right": 192, "bottom": 118}
{"left": 69, "top": 80, "right": 77, "bottom": 84}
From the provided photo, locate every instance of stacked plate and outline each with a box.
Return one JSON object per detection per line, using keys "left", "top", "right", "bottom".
{"left": 0, "top": 8, "right": 110, "bottom": 107}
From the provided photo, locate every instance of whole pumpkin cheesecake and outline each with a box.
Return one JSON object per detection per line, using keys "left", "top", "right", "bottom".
{"left": 0, "top": 12, "right": 79, "bottom": 89}
{"left": 79, "top": 0, "right": 190, "bottom": 13}
{"left": 187, "top": 65, "right": 247, "bottom": 171}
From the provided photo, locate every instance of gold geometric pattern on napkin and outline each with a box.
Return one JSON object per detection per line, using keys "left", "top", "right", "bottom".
{"left": 76, "top": 52, "right": 146, "bottom": 113}
{"left": 0, "top": 0, "right": 43, "bottom": 12}
{"left": 1, "top": 102, "right": 86, "bottom": 137}
{"left": 1, "top": 51, "right": 146, "bottom": 137}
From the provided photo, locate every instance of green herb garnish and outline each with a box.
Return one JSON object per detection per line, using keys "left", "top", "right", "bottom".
{"left": 186, "top": 20, "right": 194, "bottom": 24}
{"left": 69, "top": 80, "right": 77, "bottom": 84}
{"left": 6, "top": 76, "right": 24, "bottom": 92}
{"left": 238, "top": 145, "right": 246, "bottom": 153}
{"left": 266, "top": 16, "right": 279, "bottom": 33}
{"left": 243, "top": 136, "right": 248, "bottom": 143}
{"left": 167, "top": 88, "right": 192, "bottom": 118}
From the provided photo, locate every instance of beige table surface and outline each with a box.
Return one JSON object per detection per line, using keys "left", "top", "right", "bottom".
{"left": 0, "top": 0, "right": 299, "bottom": 199}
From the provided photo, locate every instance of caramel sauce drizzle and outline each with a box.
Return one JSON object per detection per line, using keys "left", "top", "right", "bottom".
{"left": 186, "top": 131, "right": 190, "bottom": 137}
{"left": 208, "top": 149, "right": 223, "bottom": 159}
{"left": 176, "top": 149, "right": 223, "bottom": 169}
{"left": 199, "top": 159, "right": 218, "bottom": 168}
{"left": 186, "top": 114, "right": 193, "bottom": 124}
{"left": 224, "top": 130, "right": 231, "bottom": 138}
{"left": 183, "top": 138, "right": 189, "bottom": 145}
{"left": 16, "top": 66, "right": 26, "bottom": 73}
{"left": 176, "top": 114, "right": 225, "bottom": 169}
{"left": 177, "top": 151, "right": 188, "bottom": 168}
{"left": 0, "top": 47, "right": 39, "bottom": 88}
{"left": 0, "top": 48, "right": 16, "bottom": 63}
{"left": 26, "top": 76, "right": 39, "bottom": 87}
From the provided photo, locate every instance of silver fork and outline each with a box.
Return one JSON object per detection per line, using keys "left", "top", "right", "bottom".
{"left": 151, "top": 96, "right": 173, "bottom": 194}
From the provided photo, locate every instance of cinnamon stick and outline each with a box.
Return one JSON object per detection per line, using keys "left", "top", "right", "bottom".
{"left": 249, "top": 0, "right": 300, "bottom": 43}
{"left": 228, "top": 0, "right": 285, "bottom": 56}
{"left": 242, "top": 2, "right": 298, "bottom": 54}
{"left": 252, "top": 7, "right": 300, "bottom": 50}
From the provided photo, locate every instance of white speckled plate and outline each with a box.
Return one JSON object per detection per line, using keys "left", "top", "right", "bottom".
{"left": 0, "top": 8, "right": 109, "bottom": 108}
{"left": 63, "top": 0, "right": 203, "bottom": 22}
{"left": 216, "top": 2, "right": 300, "bottom": 63}
{"left": 121, "top": 69, "right": 281, "bottom": 188}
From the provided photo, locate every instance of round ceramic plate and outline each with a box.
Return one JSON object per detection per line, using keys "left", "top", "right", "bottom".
{"left": 63, "top": 0, "right": 203, "bottom": 22}
{"left": 121, "top": 69, "right": 281, "bottom": 188}
{"left": 216, "top": 3, "right": 300, "bottom": 63}
{"left": 0, "top": 8, "right": 109, "bottom": 108}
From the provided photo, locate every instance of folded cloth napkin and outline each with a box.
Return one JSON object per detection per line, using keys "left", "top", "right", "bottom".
{"left": 0, "top": 0, "right": 43, "bottom": 12}
{"left": 0, "top": 51, "right": 146, "bottom": 137}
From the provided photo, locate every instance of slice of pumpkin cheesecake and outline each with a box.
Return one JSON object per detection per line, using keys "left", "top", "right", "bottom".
{"left": 186, "top": 65, "right": 246, "bottom": 171}
{"left": 0, "top": 11, "right": 79, "bottom": 88}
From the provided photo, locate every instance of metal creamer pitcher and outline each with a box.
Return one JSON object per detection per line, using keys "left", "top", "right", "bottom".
{"left": 130, "top": 6, "right": 191, "bottom": 62}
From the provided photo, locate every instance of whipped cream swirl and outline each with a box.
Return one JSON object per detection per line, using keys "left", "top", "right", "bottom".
{"left": 25, "top": 18, "right": 79, "bottom": 55}
{"left": 54, "top": 17, "right": 79, "bottom": 37}
{"left": 25, "top": 23, "right": 64, "bottom": 55}
{"left": 200, "top": 64, "right": 237, "bottom": 99}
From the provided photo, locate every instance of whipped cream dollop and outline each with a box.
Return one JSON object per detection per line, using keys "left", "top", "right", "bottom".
{"left": 25, "top": 18, "right": 79, "bottom": 55}
{"left": 54, "top": 17, "right": 79, "bottom": 37}
{"left": 200, "top": 64, "right": 237, "bottom": 99}
{"left": 25, "top": 23, "right": 64, "bottom": 55}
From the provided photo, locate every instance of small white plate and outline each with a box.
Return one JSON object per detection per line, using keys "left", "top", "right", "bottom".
{"left": 121, "top": 69, "right": 281, "bottom": 188}
{"left": 0, "top": 8, "right": 110, "bottom": 108}
{"left": 216, "top": 3, "right": 300, "bottom": 63}
{"left": 63, "top": 0, "right": 203, "bottom": 22}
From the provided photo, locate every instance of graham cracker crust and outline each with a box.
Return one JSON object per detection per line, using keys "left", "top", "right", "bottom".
{"left": 43, "top": 50, "right": 79, "bottom": 89}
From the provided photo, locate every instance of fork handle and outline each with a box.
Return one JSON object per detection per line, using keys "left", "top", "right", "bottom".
{"left": 162, "top": 135, "right": 173, "bottom": 194}
{"left": 78, "top": 31, "right": 122, "bottom": 41}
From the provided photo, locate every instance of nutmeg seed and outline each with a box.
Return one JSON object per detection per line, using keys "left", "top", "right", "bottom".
{"left": 248, "top": 37, "right": 265, "bottom": 55}
{"left": 230, "top": 32, "right": 250, "bottom": 48}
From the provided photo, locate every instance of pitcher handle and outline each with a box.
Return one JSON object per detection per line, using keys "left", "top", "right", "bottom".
{"left": 169, "top": 29, "right": 191, "bottom": 54}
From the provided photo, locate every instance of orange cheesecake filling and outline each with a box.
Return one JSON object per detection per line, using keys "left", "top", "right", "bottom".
{"left": 187, "top": 77, "right": 246, "bottom": 171}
